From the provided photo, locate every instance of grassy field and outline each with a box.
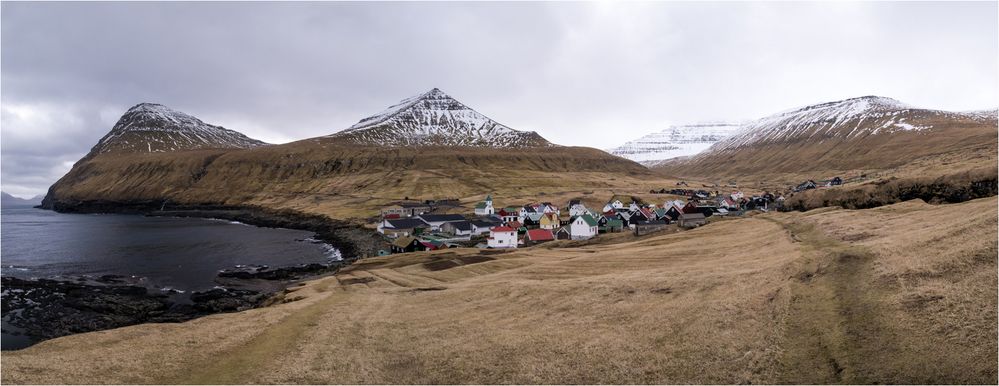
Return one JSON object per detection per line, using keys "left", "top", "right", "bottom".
{"left": 4, "top": 197, "right": 995, "bottom": 384}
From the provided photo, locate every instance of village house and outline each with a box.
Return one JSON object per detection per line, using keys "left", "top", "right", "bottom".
{"left": 718, "top": 197, "right": 739, "bottom": 210}
{"left": 440, "top": 220, "right": 473, "bottom": 237}
{"left": 569, "top": 214, "right": 599, "bottom": 240}
{"left": 498, "top": 208, "right": 519, "bottom": 223}
{"left": 602, "top": 199, "right": 625, "bottom": 212}
{"left": 419, "top": 239, "right": 448, "bottom": 251}
{"left": 794, "top": 180, "right": 817, "bottom": 192}
{"left": 633, "top": 219, "right": 670, "bottom": 236}
{"left": 664, "top": 205, "right": 682, "bottom": 222}
{"left": 679, "top": 212, "right": 706, "bottom": 228}
{"left": 378, "top": 217, "right": 430, "bottom": 238}
{"left": 568, "top": 202, "right": 589, "bottom": 217}
{"left": 474, "top": 195, "right": 495, "bottom": 216}
{"left": 524, "top": 229, "right": 555, "bottom": 245}
{"left": 558, "top": 213, "right": 573, "bottom": 226}
{"left": 555, "top": 226, "right": 571, "bottom": 240}
{"left": 614, "top": 208, "right": 634, "bottom": 228}
{"left": 600, "top": 218, "right": 625, "bottom": 233}
{"left": 391, "top": 236, "right": 426, "bottom": 253}
{"left": 487, "top": 226, "right": 517, "bottom": 248}
{"left": 521, "top": 212, "right": 543, "bottom": 229}
{"left": 471, "top": 219, "right": 501, "bottom": 235}
{"left": 417, "top": 214, "right": 466, "bottom": 231}
{"left": 539, "top": 212, "right": 560, "bottom": 230}
{"left": 381, "top": 202, "right": 432, "bottom": 218}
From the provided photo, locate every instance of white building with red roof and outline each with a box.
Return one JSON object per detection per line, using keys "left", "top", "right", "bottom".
{"left": 487, "top": 225, "right": 518, "bottom": 248}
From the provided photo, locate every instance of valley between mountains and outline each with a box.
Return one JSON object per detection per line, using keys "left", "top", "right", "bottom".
{"left": 5, "top": 88, "right": 997, "bottom": 383}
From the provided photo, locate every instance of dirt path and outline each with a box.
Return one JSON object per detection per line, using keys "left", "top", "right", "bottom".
{"left": 765, "top": 217, "right": 887, "bottom": 383}
{"left": 167, "top": 291, "right": 338, "bottom": 384}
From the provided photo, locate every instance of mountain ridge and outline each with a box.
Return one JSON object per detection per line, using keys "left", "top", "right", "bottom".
{"left": 655, "top": 95, "right": 998, "bottom": 180}
{"left": 325, "top": 88, "right": 553, "bottom": 148}
{"left": 91, "top": 103, "right": 267, "bottom": 155}
{"left": 41, "top": 91, "right": 649, "bottom": 219}
{"left": 608, "top": 122, "right": 742, "bottom": 164}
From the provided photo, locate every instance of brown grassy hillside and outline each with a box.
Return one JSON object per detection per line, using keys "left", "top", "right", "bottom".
{"left": 5, "top": 197, "right": 995, "bottom": 384}
{"left": 655, "top": 101, "right": 998, "bottom": 187}
{"left": 45, "top": 139, "right": 657, "bottom": 219}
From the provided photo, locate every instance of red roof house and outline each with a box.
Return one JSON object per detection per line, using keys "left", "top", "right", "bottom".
{"left": 525, "top": 229, "right": 555, "bottom": 242}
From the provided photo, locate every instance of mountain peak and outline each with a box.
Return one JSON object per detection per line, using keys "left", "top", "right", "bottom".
{"left": 91, "top": 103, "right": 267, "bottom": 154}
{"left": 329, "top": 89, "right": 553, "bottom": 148}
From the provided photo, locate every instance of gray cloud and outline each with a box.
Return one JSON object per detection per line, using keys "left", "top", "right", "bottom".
{"left": 2, "top": 1, "right": 996, "bottom": 197}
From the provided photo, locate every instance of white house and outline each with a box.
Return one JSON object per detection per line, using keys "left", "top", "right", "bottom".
{"left": 416, "top": 214, "right": 465, "bottom": 231}
{"left": 568, "top": 203, "right": 589, "bottom": 217}
{"left": 474, "top": 195, "right": 495, "bottom": 216}
{"left": 470, "top": 220, "right": 499, "bottom": 235}
{"left": 569, "top": 214, "right": 599, "bottom": 240}
{"left": 487, "top": 226, "right": 518, "bottom": 248}
{"left": 664, "top": 199, "right": 685, "bottom": 209}
{"left": 440, "top": 220, "right": 474, "bottom": 237}
{"left": 377, "top": 218, "right": 429, "bottom": 238}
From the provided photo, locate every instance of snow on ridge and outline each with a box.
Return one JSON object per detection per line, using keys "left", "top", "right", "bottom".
{"left": 342, "top": 90, "right": 436, "bottom": 132}
{"left": 329, "top": 88, "right": 552, "bottom": 148}
{"left": 93, "top": 103, "right": 266, "bottom": 154}
{"left": 960, "top": 109, "right": 999, "bottom": 121}
{"left": 703, "top": 95, "right": 938, "bottom": 154}
{"left": 609, "top": 122, "right": 742, "bottom": 162}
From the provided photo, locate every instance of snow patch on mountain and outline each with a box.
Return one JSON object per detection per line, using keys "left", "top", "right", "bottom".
{"left": 328, "top": 88, "right": 552, "bottom": 148}
{"left": 93, "top": 103, "right": 266, "bottom": 154}
{"left": 708, "top": 96, "right": 940, "bottom": 153}
{"left": 609, "top": 122, "right": 742, "bottom": 163}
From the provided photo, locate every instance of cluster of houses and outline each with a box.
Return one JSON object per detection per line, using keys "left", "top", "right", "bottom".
{"left": 792, "top": 176, "right": 843, "bottom": 192}
{"left": 376, "top": 190, "right": 779, "bottom": 254}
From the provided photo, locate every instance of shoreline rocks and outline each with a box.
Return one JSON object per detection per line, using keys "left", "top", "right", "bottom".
{"left": 3, "top": 201, "right": 387, "bottom": 350}
{"left": 1, "top": 276, "right": 267, "bottom": 349}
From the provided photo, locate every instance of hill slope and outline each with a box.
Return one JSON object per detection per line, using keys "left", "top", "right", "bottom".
{"left": 609, "top": 122, "right": 741, "bottom": 165}
{"left": 42, "top": 95, "right": 650, "bottom": 219}
{"left": 5, "top": 197, "right": 995, "bottom": 383}
{"left": 326, "top": 88, "right": 551, "bottom": 147}
{"left": 656, "top": 96, "right": 998, "bottom": 181}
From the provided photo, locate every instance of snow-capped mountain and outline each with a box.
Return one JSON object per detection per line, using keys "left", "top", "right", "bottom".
{"left": 327, "top": 88, "right": 552, "bottom": 147}
{"left": 609, "top": 122, "right": 742, "bottom": 164}
{"left": 91, "top": 103, "right": 267, "bottom": 154}
{"left": 707, "top": 96, "right": 994, "bottom": 154}
{"left": 657, "top": 95, "right": 998, "bottom": 177}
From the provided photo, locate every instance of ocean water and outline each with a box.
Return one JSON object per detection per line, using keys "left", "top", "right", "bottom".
{"left": 0, "top": 206, "right": 340, "bottom": 292}
{"left": 1, "top": 205, "right": 344, "bottom": 350}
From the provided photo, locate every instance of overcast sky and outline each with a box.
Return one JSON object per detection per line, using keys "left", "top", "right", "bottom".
{"left": 2, "top": 1, "right": 996, "bottom": 198}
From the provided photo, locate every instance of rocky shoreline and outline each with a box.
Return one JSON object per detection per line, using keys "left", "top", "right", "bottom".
{"left": 2, "top": 200, "right": 388, "bottom": 350}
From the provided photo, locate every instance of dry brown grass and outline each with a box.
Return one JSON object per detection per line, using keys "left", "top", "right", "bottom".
{"left": 47, "top": 143, "right": 704, "bottom": 220}
{"left": 4, "top": 197, "right": 996, "bottom": 384}
{"left": 655, "top": 114, "right": 997, "bottom": 186}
